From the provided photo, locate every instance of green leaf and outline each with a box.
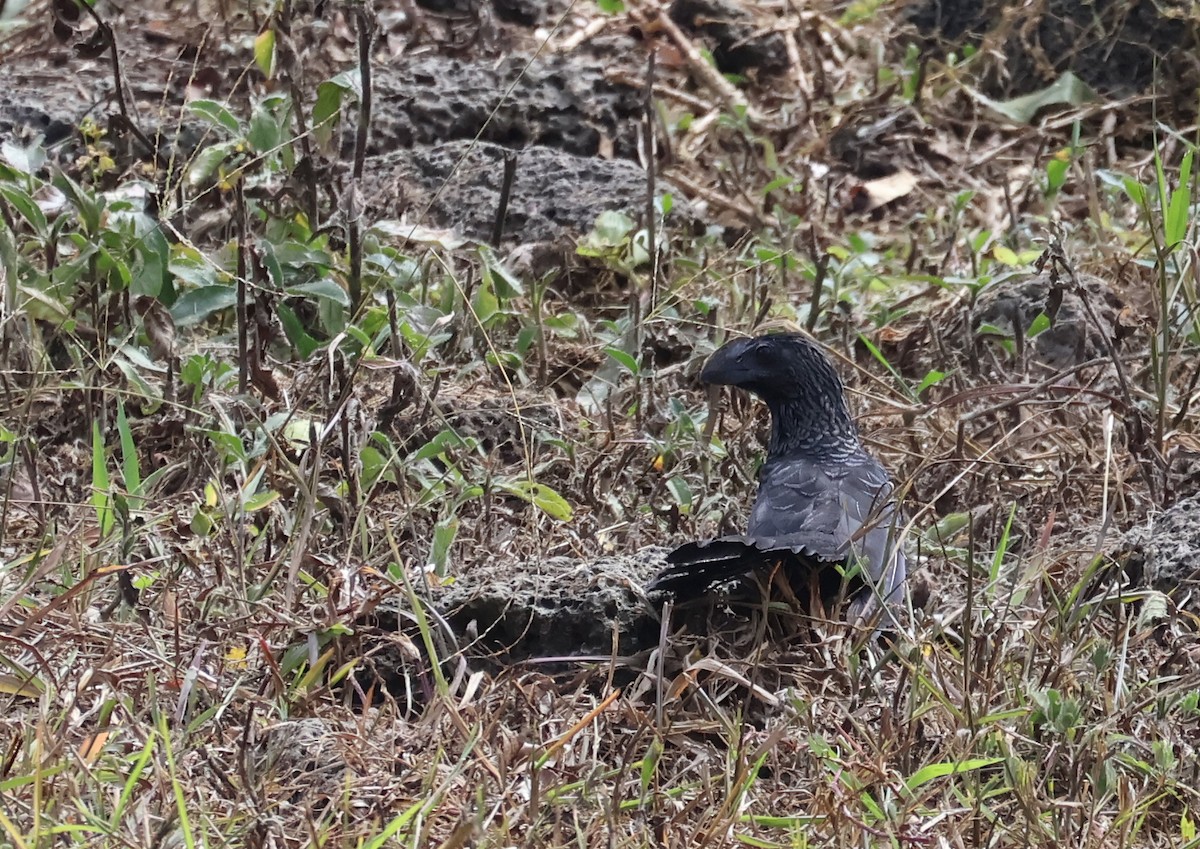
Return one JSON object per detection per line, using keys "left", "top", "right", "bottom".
{"left": 285, "top": 277, "right": 350, "bottom": 307}
{"left": 116, "top": 210, "right": 169, "bottom": 298}
{"left": 312, "top": 84, "right": 343, "bottom": 150}
{"left": 640, "top": 736, "right": 663, "bottom": 794}
{"left": 277, "top": 303, "right": 321, "bottom": 359}
{"left": 428, "top": 517, "right": 458, "bottom": 575}
{"left": 412, "top": 429, "right": 471, "bottom": 463}
{"left": 186, "top": 99, "right": 242, "bottom": 135}
{"left": 18, "top": 285, "right": 70, "bottom": 322}
{"left": 543, "top": 313, "right": 579, "bottom": 335}
{"left": 244, "top": 490, "right": 281, "bottom": 512}
{"left": 96, "top": 241, "right": 133, "bottom": 291}
{"left": 1044, "top": 155, "right": 1070, "bottom": 194}
{"left": 248, "top": 102, "right": 284, "bottom": 154}
{"left": 360, "top": 442, "right": 396, "bottom": 491}
{"left": 1027, "top": 312, "right": 1051, "bottom": 337}
{"left": 1137, "top": 590, "right": 1170, "bottom": 627}
{"left": 329, "top": 68, "right": 363, "bottom": 100}
{"left": 975, "top": 322, "right": 1011, "bottom": 339}
{"left": 992, "top": 245, "right": 1019, "bottom": 265}
{"left": 53, "top": 170, "right": 105, "bottom": 232}
{"left": 472, "top": 277, "right": 500, "bottom": 326}
{"left": 205, "top": 430, "right": 247, "bottom": 464}
{"left": 1121, "top": 175, "right": 1147, "bottom": 206}
{"left": 501, "top": 480, "right": 574, "bottom": 522}
{"left": 479, "top": 245, "right": 524, "bottom": 299}
{"left": 666, "top": 476, "right": 692, "bottom": 512}
{"left": 1165, "top": 148, "right": 1193, "bottom": 247}
{"left": 92, "top": 421, "right": 113, "bottom": 537}
{"left": 904, "top": 758, "right": 1003, "bottom": 794}
{"left": 989, "top": 503, "right": 1017, "bottom": 595}
{"left": 982, "top": 72, "right": 1097, "bottom": 124}
{"left": 312, "top": 70, "right": 361, "bottom": 150}
{"left": 915, "top": 369, "right": 946, "bottom": 395}
{"left": 116, "top": 399, "right": 142, "bottom": 506}
{"left": 579, "top": 210, "right": 635, "bottom": 252}
{"left": 171, "top": 285, "right": 238, "bottom": 326}
{"left": 169, "top": 247, "right": 220, "bottom": 288}
{"left": 605, "top": 346, "right": 639, "bottom": 376}
{"left": 187, "top": 142, "right": 237, "bottom": 186}
{"left": 0, "top": 184, "right": 48, "bottom": 234}
{"left": 254, "top": 29, "right": 276, "bottom": 79}
{"left": 922, "top": 511, "right": 971, "bottom": 544}
{"left": 857, "top": 333, "right": 909, "bottom": 400}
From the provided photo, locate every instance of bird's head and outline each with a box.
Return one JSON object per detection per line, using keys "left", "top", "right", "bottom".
{"left": 701, "top": 334, "right": 843, "bottom": 400}
{"left": 701, "top": 333, "right": 860, "bottom": 458}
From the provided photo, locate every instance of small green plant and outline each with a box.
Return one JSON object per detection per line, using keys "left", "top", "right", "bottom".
{"left": 1029, "top": 688, "right": 1084, "bottom": 740}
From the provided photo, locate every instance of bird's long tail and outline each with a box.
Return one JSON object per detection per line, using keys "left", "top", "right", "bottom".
{"left": 647, "top": 537, "right": 786, "bottom": 596}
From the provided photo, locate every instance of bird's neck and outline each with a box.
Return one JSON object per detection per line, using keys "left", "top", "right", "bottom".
{"left": 766, "top": 396, "right": 861, "bottom": 461}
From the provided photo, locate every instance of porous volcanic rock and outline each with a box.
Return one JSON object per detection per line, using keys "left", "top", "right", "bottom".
{"left": 253, "top": 718, "right": 348, "bottom": 788}
{"left": 370, "top": 52, "right": 645, "bottom": 160}
{"left": 369, "top": 140, "right": 694, "bottom": 245}
{"left": 1123, "top": 494, "right": 1200, "bottom": 609}
{"left": 434, "top": 547, "right": 668, "bottom": 661}
{"left": 414, "top": 0, "right": 574, "bottom": 24}
{"left": 669, "top": 0, "right": 789, "bottom": 76}
{"left": 492, "top": 0, "right": 575, "bottom": 25}
{"left": 905, "top": 0, "right": 1199, "bottom": 100}
{"left": 968, "top": 272, "right": 1135, "bottom": 371}
{"left": 0, "top": 83, "right": 87, "bottom": 149}
{"left": 388, "top": 391, "right": 568, "bottom": 464}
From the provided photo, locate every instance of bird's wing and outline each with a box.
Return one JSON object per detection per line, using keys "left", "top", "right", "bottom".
{"left": 824, "top": 458, "right": 906, "bottom": 626}
{"left": 749, "top": 454, "right": 907, "bottom": 623}
{"left": 651, "top": 455, "right": 905, "bottom": 601}
{"left": 746, "top": 454, "right": 891, "bottom": 556}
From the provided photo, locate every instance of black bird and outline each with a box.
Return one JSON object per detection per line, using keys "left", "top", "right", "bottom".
{"left": 649, "top": 333, "right": 906, "bottom": 628}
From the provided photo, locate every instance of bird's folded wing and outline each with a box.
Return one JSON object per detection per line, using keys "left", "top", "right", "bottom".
{"left": 649, "top": 456, "right": 904, "bottom": 599}
{"left": 748, "top": 454, "right": 893, "bottom": 546}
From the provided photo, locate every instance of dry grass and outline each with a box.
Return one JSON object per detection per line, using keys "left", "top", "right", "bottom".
{"left": 3, "top": 0, "right": 1200, "bottom": 847}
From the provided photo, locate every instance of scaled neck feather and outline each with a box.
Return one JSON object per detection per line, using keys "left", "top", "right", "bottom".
{"left": 764, "top": 380, "right": 862, "bottom": 462}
